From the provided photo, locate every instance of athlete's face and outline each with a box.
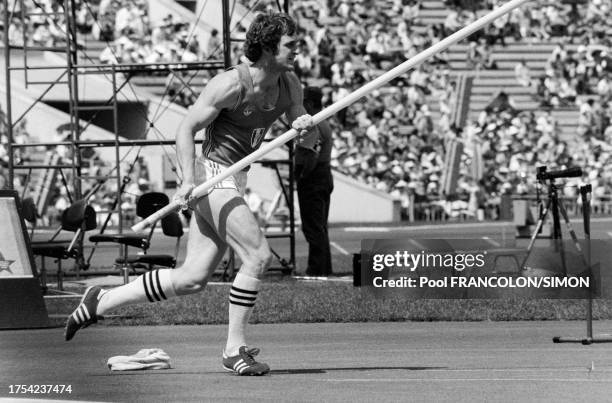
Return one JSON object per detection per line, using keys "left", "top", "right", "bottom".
{"left": 274, "top": 35, "right": 298, "bottom": 71}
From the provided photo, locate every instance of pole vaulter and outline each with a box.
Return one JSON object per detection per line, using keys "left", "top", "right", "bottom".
{"left": 132, "top": 0, "right": 531, "bottom": 232}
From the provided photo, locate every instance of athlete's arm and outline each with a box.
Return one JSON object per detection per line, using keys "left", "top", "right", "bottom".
{"left": 175, "top": 70, "right": 241, "bottom": 186}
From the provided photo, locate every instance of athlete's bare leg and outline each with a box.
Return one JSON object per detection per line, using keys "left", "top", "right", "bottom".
{"left": 93, "top": 210, "right": 226, "bottom": 316}
{"left": 170, "top": 208, "right": 228, "bottom": 295}
{"left": 192, "top": 188, "right": 271, "bottom": 356}
{"left": 195, "top": 189, "right": 271, "bottom": 276}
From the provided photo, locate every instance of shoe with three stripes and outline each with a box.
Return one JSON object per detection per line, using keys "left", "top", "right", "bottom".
{"left": 64, "top": 286, "right": 103, "bottom": 341}
{"left": 222, "top": 346, "right": 270, "bottom": 376}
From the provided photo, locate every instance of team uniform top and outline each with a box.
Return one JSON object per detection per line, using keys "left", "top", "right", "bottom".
{"left": 203, "top": 63, "right": 293, "bottom": 167}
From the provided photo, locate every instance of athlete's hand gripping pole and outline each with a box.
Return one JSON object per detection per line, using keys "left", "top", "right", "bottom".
{"left": 131, "top": 0, "right": 530, "bottom": 233}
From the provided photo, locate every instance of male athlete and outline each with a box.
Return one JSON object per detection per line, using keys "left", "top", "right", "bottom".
{"left": 65, "top": 12, "right": 315, "bottom": 376}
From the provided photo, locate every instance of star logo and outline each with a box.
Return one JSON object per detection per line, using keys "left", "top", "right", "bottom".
{"left": 0, "top": 252, "right": 14, "bottom": 274}
{"left": 243, "top": 105, "right": 254, "bottom": 116}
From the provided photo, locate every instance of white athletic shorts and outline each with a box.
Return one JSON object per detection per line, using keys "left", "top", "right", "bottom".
{"left": 195, "top": 157, "right": 247, "bottom": 196}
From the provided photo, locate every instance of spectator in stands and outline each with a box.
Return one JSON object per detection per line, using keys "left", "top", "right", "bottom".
{"left": 8, "top": 17, "right": 25, "bottom": 47}
{"left": 475, "top": 37, "right": 497, "bottom": 69}
{"left": 466, "top": 41, "right": 479, "bottom": 69}
{"left": 206, "top": 29, "right": 222, "bottom": 59}
{"left": 401, "top": 0, "right": 421, "bottom": 24}
{"left": 443, "top": 7, "right": 462, "bottom": 35}
{"left": 514, "top": 59, "right": 531, "bottom": 87}
{"left": 31, "top": 22, "right": 53, "bottom": 47}
{"left": 558, "top": 77, "right": 577, "bottom": 105}
{"left": 597, "top": 73, "right": 612, "bottom": 102}
{"left": 75, "top": 3, "right": 95, "bottom": 34}
{"left": 294, "top": 41, "right": 314, "bottom": 79}
{"left": 166, "top": 72, "right": 198, "bottom": 107}
{"left": 114, "top": 0, "right": 133, "bottom": 38}
{"left": 365, "top": 29, "right": 392, "bottom": 68}
{"left": 486, "top": 90, "right": 516, "bottom": 114}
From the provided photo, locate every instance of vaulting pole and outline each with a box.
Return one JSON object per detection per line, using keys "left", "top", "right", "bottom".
{"left": 132, "top": 0, "right": 531, "bottom": 232}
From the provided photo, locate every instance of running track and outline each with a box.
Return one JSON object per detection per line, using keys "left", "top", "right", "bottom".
{"left": 8, "top": 220, "right": 612, "bottom": 401}
{"left": 2, "top": 321, "right": 612, "bottom": 402}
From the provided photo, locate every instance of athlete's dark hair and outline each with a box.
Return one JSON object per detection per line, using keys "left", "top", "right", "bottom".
{"left": 243, "top": 12, "right": 296, "bottom": 62}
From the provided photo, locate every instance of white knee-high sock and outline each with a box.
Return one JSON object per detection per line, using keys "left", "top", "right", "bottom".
{"left": 225, "top": 272, "right": 261, "bottom": 356}
{"left": 97, "top": 269, "right": 176, "bottom": 316}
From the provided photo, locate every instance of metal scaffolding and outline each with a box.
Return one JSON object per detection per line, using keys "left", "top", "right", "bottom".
{"left": 3, "top": 0, "right": 297, "bottom": 281}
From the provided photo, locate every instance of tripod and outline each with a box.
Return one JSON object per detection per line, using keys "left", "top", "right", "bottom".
{"left": 519, "top": 179, "right": 586, "bottom": 276}
{"left": 553, "top": 184, "right": 612, "bottom": 344}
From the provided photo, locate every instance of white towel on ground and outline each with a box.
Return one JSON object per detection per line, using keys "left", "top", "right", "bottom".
{"left": 107, "top": 348, "right": 172, "bottom": 371}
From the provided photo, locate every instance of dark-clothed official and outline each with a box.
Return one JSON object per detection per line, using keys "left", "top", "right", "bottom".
{"left": 295, "top": 87, "right": 334, "bottom": 277}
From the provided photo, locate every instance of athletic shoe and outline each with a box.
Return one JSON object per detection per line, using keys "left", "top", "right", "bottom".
{"left": 64, "top": 286, "right": 103, "bottom": 341}
{"left": 222, "top": 346, "right": 270, "bottom": 376}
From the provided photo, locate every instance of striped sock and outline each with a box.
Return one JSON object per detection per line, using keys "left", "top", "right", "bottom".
{"left": 225, "top": 273, "right": 260, "bottom": 356}
{"left": 97, "top": 269, "right": 176, "bottom": 316}
{"left": 141, "top": 269, "right": 172, "bottom": 302}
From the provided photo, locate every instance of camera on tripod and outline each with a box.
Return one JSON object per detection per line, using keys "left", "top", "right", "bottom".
{"left": 536, "top": 166, "right": 583, "bottom": 182}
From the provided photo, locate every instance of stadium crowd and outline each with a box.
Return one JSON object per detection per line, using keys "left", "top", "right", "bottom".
{"left": 0, "top": 0, "right": 225, "bottom": 66}
{"left": 4, "top": 0, "right": 612, "bottom": 222}
{"left": 280, "top": 0, "right": 612, "bottom": 219}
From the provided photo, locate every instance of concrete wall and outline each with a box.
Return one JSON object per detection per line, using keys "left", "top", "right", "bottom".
{"left": 246, "top": 155, "right": 401, "bottom": 223}
{"left": 329, "top": 172, "right": 401, "bottom": 223}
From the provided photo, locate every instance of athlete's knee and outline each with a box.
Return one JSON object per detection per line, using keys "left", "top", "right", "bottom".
{"left": 170, "top": 267, "right": 209, "bottom": 295}
{"left": 241, "top": 243, "right": 272, "bottom": 277}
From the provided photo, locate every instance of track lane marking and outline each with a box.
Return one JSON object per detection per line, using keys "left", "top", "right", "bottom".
{"left": 408, "top": 239, "right": 427, "bottom": 250}
{"left": 330, "top": 241, "right": 349, "bottom": 255}
{"left": 322, "top": 378, "right": 612, "bottom": 383}
{"left": 344, "top": 217, "right": 612, "bottom": 233}
{"left": 482, "top": 236, "right": 501, "bottom": 246}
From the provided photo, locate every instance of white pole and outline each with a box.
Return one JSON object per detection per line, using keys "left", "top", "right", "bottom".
{"left": 132, "top": 0, "right": 530, "bottom": 232}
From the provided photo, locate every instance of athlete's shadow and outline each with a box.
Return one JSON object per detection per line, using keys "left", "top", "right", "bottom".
{"left": 271, "top": 366, "right": 447, "bottom": 375}
{"left": 97, "top": 366, "right": 447, "bottom": 376}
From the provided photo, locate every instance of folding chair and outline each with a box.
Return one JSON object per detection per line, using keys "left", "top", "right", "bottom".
{"left": 22, "top": 197, "right": 97, "bottom": 292}
{"left": 89, "top": 192, "right": 184, "bottom": 284}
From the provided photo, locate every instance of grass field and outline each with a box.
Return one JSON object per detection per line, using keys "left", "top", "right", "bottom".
{"left": 44, "top": 239, "right": 612, "bottom": 328}
{"left": 45, "top": 279, "right": 612, "bottom": 327}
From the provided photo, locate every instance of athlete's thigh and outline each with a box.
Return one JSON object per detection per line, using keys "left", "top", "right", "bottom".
{"left": 194, "top": 188, "right": 267, "bottom": 259}
{"left": 178, "top": 207, "right": 227, "bottom": 282}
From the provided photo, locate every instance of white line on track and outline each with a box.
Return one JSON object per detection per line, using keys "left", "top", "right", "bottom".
{"left": 344, "top": 227, "right": 391, "bottom": 232}
{"left": 322, "top": 378, "right": 612, "bottom": 383}
{"left": 330, "top": 241, "right": 349, "bottom": 255}
{"left": 414, "top": 367, "right": 612, "bottom": 373}
{"left": 344, "top": 217, "right": 612, "bottom": 233}
{"left": 409, "top": 239, "right": 427, "bottom": 250}
{"left": 343, "top": 222, "right": 512, "bottom": 232}
{"left": 482, "top": 236, "right": 501, "bottom": 246}
{"left": 43, "top": 293, "right": 82, "bottom": 298}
